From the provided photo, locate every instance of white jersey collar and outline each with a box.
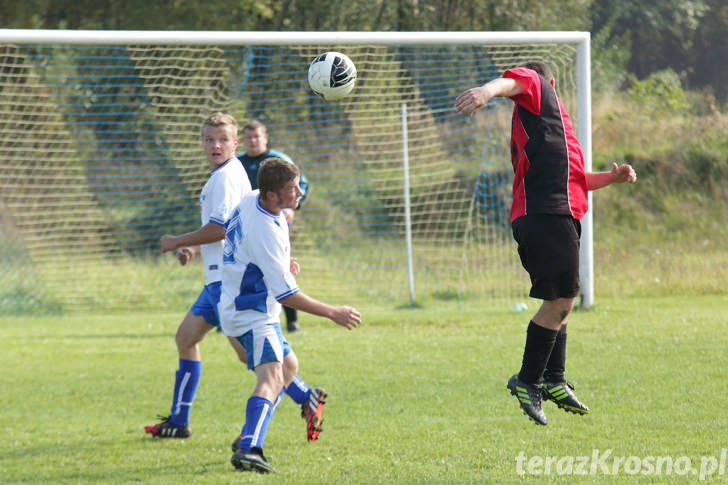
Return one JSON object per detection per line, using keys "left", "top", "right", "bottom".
{"left": 210, "top": 157, "right": 236, "bottom": 174}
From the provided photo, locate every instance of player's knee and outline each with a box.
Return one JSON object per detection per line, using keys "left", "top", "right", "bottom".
{"left": 557, "top": 298, "right": 576, "bottom": 321}
{"left": 283, "top": 353, "right": 299, "bottom": 381}
{"left": 175, "top": 328, "right": 197, "bottom": 350}
{"left": 175, "top": 314, "right": 210, "bottom": 349}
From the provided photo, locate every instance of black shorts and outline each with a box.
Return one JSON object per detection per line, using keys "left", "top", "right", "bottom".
{"left": 511, "top": 214, "right": 581, "bottom": 301}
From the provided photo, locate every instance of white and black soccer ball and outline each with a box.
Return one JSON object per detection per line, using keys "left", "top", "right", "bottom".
{"left": 307, "top": 51, "right": 357, "bottom": 101}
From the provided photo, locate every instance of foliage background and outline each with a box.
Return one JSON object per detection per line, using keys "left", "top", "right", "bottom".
{"left": 2, "top": 0, "right": 727, "bottom": 100}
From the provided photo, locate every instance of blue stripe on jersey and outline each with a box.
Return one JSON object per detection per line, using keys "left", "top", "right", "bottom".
{"left": 234, "top": 263, "right": 268, "bottom": 312}
{"left": 223, "top": 207, "right": 241, "bottom": 265}
{"left": 255, "top": 196, "right": 279, "bottom": 218}
{"left": 276, "top": 288, "right": 299, "bottom": 301}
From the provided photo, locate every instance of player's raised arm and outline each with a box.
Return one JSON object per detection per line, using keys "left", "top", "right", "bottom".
{"left": 455, "top": 77, "right": 523, "bottom": 115}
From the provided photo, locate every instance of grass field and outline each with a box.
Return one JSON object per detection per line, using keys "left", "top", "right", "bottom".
{"left": 2, "top": 294, "right": 727, "bottom": 483}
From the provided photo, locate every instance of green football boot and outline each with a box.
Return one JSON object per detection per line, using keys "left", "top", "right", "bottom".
{"left": 507, "top": 374, "right": 547, "bottom": 425}
{"left": 542, "top": 380, "right": 590, "bottom": 415}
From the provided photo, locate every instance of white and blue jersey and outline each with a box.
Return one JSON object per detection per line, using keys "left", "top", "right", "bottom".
{"left": 219, "top": 190, "right": 299, "bottom": 337}
{"left": 198, "top": 158, "right": 251, "bottom": 285}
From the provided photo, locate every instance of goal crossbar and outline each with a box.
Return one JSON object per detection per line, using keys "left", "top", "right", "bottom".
{"left": 0, "top": 29, "right": 589, "bottom": 46}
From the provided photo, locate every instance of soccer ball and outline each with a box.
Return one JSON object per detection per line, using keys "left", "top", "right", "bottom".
{"left": 307, "top": 51, "right": 357, "bottom": 101}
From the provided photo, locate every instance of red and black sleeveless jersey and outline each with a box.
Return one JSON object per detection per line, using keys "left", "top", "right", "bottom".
{"left": 503, "top": 67, "right": 588, "bottom": 222}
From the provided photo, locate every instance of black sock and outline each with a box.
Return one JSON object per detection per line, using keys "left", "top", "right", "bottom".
{"left": 544, "top": 324, "right": 567, "bottom": 383}
{"left": 518, "top": 321, "right": 558, "bottom": 385}
{"left": 284, "top": 305, "right": 297, "bottom": 324}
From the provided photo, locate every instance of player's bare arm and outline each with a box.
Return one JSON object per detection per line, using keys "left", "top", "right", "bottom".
{"left": 279, "top": 292, "right": 361, "bottom": 330}
{"left": 455, "top": 77, "right": 523, "bottom": 115}
{"left": 586, "top": 162, "right": 637, "bottom": 191}
{"left": 160, "top": 221, "right": 226, "bottom": 252}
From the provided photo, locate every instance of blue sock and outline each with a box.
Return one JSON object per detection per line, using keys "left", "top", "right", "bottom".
{"left": 285, "top": 375, "right": 310, "bottom": 405}
{"left": 238, "top": 396, "right": 274, "bottom": 451}
{"left": 169, "top": 359, "right": 201, "bottom": 426}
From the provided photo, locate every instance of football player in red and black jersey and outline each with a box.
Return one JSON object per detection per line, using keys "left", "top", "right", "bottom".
{"left": 456, "top": 61, "right": 636, "bottom": 425}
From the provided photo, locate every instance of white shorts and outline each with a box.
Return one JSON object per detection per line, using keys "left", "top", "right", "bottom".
{"left": 235, "top": 323, "right": 291, "bottom": 370}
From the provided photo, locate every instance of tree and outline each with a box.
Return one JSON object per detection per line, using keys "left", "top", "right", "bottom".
{"left": 690, "top": 0, "right": 728, "bottom": 99}
{"left": 590, "top": 0, "right": 707, "bottom": 81}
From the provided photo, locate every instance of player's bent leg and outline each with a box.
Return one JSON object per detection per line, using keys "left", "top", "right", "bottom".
{"left": 252, "top": 361, "right": 286, "bottom": 403}
{"left": 280, "top": 352, "right": 324, "bottom": 442}
{"left": 232, "top": 361, "right": 283, "bottom": 470}
{"left": 144, "top": 313, "right": 214, "bottom": 438}
{"left": 176, "top": 311, "right": 216, "bottom": 360}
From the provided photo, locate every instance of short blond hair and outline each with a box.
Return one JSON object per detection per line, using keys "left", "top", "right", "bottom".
{"left": 201, "top": 112, "right": 238, "bottom": 137}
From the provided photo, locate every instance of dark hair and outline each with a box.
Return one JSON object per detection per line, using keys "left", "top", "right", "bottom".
{"left": 258, "top": 157, "right": 299, "bottom": 198}
{"left": 243, "top": 119, "right": 267, "bottom": 134}
{"left": 520, "top": 61, "right": 554, "bottom": 85}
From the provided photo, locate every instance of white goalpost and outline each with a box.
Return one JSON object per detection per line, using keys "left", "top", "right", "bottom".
{"left": 0, "top": 29, "right": 592, "bottom": 314}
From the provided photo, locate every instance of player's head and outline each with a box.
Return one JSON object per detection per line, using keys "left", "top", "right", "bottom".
{"left": 201, "top": 112, "right": 239, "bottom": 168}
{"left": 258, "top": 157, "right": 302, "bottom": 212}
{"left": 520, "top": 61, "right": 555, "bottom": 86}
{"left": 242, "top": 119, "right": 269, "bottom": 157}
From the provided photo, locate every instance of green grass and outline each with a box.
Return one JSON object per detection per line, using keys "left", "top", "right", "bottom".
{"left": 2, "top": 295, "right": 727, "bottom": 483}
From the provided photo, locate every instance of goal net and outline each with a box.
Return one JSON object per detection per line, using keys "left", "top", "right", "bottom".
{"left": 0, "top": 31, "right": 590, "bottom": 314}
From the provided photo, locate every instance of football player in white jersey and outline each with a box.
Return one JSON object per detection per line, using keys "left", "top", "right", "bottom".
{"left": 143, "top": 112, "right": 251, "bottom": 439}
{"left": 237, "top": 119, "right": 309, "bottom": 333}
{"left": 221, "top": 158, "right": 360, "bottom": 474}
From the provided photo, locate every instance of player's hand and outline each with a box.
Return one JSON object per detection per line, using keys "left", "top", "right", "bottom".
{"left": 160, "top": 235, "right": 178, "bottom": 252}
{"left": 610, "top": 162, "right": 637, "bottom": 184}
{"left": 290, "top": 257, "right": 300, "bottom": 276}
{"left": 455, "top": 86, "right": 491, "bottom": 116}
{"left": 331, "top": 306, "right": 361, "bottom": 330}
{"left": 177, "top": 247, "right": 194, "bottom": 266}
{"left": 282, "top": 208, "right": 295, "bottom": 225}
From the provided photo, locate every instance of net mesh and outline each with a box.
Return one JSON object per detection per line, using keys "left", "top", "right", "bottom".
{"left": 0, "top": 40, "right": 579, "bottom": 314}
